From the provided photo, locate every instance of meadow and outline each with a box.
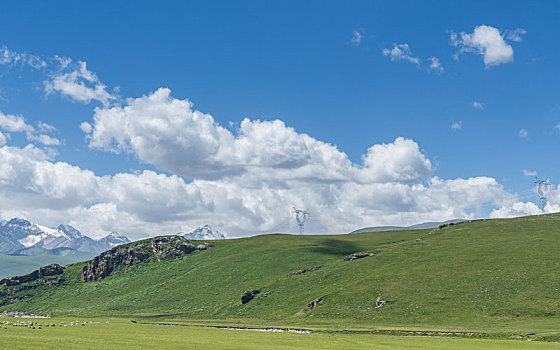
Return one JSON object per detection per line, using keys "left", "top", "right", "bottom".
{"left": 1, "top": 317, "right": 559, "bottom": 349}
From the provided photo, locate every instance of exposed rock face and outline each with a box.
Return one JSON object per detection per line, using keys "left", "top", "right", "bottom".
{"left": 292, "top": 266, "right": 321, "bottom": 275}
{"left": 81, "top": 242, "right": 152, "bottom": 282}
{"left": 151, "top": 236, "right": 195, "bottom": 261}
{"left": 241, "top": 289, "right": 260, "bottom": 304}
{"left": 196, "top": 242, "right": 213, "bottom": 251}
{"left": 0, "top": 264, "right": 64, "bottom": 286}
{"left": 344, "top": 251, "right": 376, "bottom": 261}
{"left": 81, "top": 236, "right": 195, "bottom": 282}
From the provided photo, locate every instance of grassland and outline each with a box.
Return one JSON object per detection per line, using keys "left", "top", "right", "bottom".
{"left": 1, "top": 317, "right": 559, "bottom": 349}
{"left": 1, "top": 215, "right": 560, "bottom": 346}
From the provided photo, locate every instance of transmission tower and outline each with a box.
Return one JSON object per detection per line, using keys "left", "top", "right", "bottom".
{"left": 293, "top": 207, "right": 310, "bottom": 234}
{"left": 535, "top": 176, "right": 552, "bottom": 213}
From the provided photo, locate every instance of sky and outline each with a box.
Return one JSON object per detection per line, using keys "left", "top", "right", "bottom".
{"left": 0, "top": 0, "right": 559, "bottom": 239}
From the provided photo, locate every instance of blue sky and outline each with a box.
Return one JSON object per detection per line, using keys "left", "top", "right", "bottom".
{"left": 0, "top": 1, "right": 558, "bottom": 238}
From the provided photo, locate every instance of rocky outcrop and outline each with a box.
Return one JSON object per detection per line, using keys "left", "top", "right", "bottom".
{"left": 81, "top": 241, "right": 152, "bottom": 282}
{"left": 81, "top": 236, "right": 196, "bottom": 282}
{"left": 151, "top": 236, "right": 194, "bottom": 261}
{"left": 292, "top": 266, "right": 321, "bottom": 275}
{"left": 241, "top": 289, "right": 260, "bottom": 304}
{"left": 0, "top": 264, "right": 64, "bottom": 286}
{"left": 196, "top": 242, "right": 213, "bottom": 251}
{"left": 307, "top": 296, "right": 324, "bottom": 311}
{"left": 344, "top": 251, "right": 376, "bottom": 261}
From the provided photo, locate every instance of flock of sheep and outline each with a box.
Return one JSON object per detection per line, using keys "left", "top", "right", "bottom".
{"left": 0, "top": 319, "right": 109, "bottom": 330}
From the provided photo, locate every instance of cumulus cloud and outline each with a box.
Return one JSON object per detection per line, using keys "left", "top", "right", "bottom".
{"left": 0, "top": 132, "right": 5, "bottom": 146}
{"left": 382, "top": 43, "right": 420, "bottom": 66}
{"left": 0, "top": 142, "right": 520, "bottom": 239}
{"left": 356, "top": 137, "right": 432, "bottom": 183}
{"left": 0, "top": 112, "right": 34, "bottom": 133}
{"left": 427, "top": 57, "right": 443, "bottom": 73}
{"left": 79, "top": 121, "right": 92, "bottom": 133}
{"left": 490, "top": 201, "right": 540, "bottom": 218}
{"left": 523, "top": 169, "right": 537, "bottom": 177}
{"left": 519, "top": 129, "right": 528, "bottom": 138}
{"left": 44, "top": 60, "right": 118, "bottom": 106}
{"left": 450, "top": 25, "right": 514, "bottom": 67}
{"left": 83, "top": 88, "right": 435, "bottom": 186}
{"left": 473, "top": 101, "right": 484, "bottom": 109}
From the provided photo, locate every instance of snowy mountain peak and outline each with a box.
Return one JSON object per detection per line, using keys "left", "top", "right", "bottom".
{"left": 99, "top": 232, "right": 131, "bottom": 247}
{"left": 181, "top": 225, "right": 225, "bottom": 240}
{"left": 57, "top": 224, "right": 83, "bottom": 240}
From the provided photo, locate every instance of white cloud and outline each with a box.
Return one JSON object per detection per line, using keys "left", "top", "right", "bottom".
{"left": 44, "top": 60, "right": 118, "bottom": 106}
{"left": 0, "top": 142, "right": 519, "bottom": 239}
{"left": 523, "top": 169, "right": 537, "bottom": 177}
{"left": 450, "top": 25, "right": 514, "bottom": 67}
{"left": 0, "top": 111, "right": 60, "bottom": 146}
{"left": 0, "top": 132, "right": 5, "bottom": 146}
{"left": 451, "top": 121, "right": 462, "bottom": 131}
{"left": 519, "top": 129, "right": 528, "bottom": 138}
{"left": 356, "top": 137, "right": 432, "bottom": 183}
{"left": 351, "top": 30, "right": 363, "bottom": 45}
{"left": 382, "top": 43, "right": 420, "bottom": 66}
{"left": 0, "top": 112, "right": 34, "bottom": 133}
{"left": 85, "top": 88, "right": 354, "bottom": 182}
{"left": 84, "top": 88, "right": 435, "bottom": 186}
{"left": 505, "top": 28, "right": 527, "bottom": 42}
{"left": 80, "top": 121, "right": 92, "bottom": 133}
{"left": 427, "top": 57, "right": 443, "bottom": 73}
{"left": 0, "top": 46, "right": 46, "bottom": 69}
{"left": 473, "top": 101, "right": 484, "bottom": 109}
{"left": 28, "top": 134, "right": 61, "bottom": 146}
{"left": 37, "top": 122, "right": 56, "bottom": 133}
{"left": 490, "top": 201, "right": 540, "bottom": 218}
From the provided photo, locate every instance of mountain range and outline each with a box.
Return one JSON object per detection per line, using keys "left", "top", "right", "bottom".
{"left": 0, "top": 218, "right": 131, "bottom": 256}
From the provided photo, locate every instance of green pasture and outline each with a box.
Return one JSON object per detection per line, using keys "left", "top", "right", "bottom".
{"left": 0, "top": 317, "right": 559, "bottom": 349}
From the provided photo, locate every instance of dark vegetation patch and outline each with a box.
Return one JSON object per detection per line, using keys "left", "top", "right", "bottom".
{"left": 306, "top": 239, "right": 361, "bottom": 257}
{"left": 240, "top": 289, "right": 260, "bottom": 304}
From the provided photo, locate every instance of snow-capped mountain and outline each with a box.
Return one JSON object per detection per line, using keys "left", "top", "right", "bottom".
{"left": 0, "top": 218, "right": 131, "bottom": 255}
{"left": 180, "top": 225, "right": 226, "bottom": 240}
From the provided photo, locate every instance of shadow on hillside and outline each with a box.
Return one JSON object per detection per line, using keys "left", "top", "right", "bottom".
{"left": 306, "top": 239, "right": 361, "bottom": 257}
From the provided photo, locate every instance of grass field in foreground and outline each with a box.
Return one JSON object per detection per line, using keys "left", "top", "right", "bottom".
{"left": 1, "top": 317, "right": 559, "bottom": 350}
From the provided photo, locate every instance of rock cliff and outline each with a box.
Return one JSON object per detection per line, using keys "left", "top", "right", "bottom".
{"left": 81, "top": 236, "right": 196, "bottom": 282}
{"left": 0, "top": 264, "right": 64, "bottom": 286}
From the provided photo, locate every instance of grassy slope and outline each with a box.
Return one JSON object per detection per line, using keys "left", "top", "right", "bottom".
{"left": 2, "top": 215, "right": 560, "bottom": 337}
{"left": 0, "top": 255, "right": 85, "bottom": 279}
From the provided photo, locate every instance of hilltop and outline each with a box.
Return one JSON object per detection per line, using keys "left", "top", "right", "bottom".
{"left": 1, "top": 215, "right": 560, "bottom": 338}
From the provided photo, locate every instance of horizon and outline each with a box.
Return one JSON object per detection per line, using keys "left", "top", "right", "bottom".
{"left": 0, "top": 1, "right": 559, "bottom": 239}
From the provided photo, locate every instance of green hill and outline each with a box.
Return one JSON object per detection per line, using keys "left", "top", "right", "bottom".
{"left": 1, "top": 215, "right": 560, "bottom": 338}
